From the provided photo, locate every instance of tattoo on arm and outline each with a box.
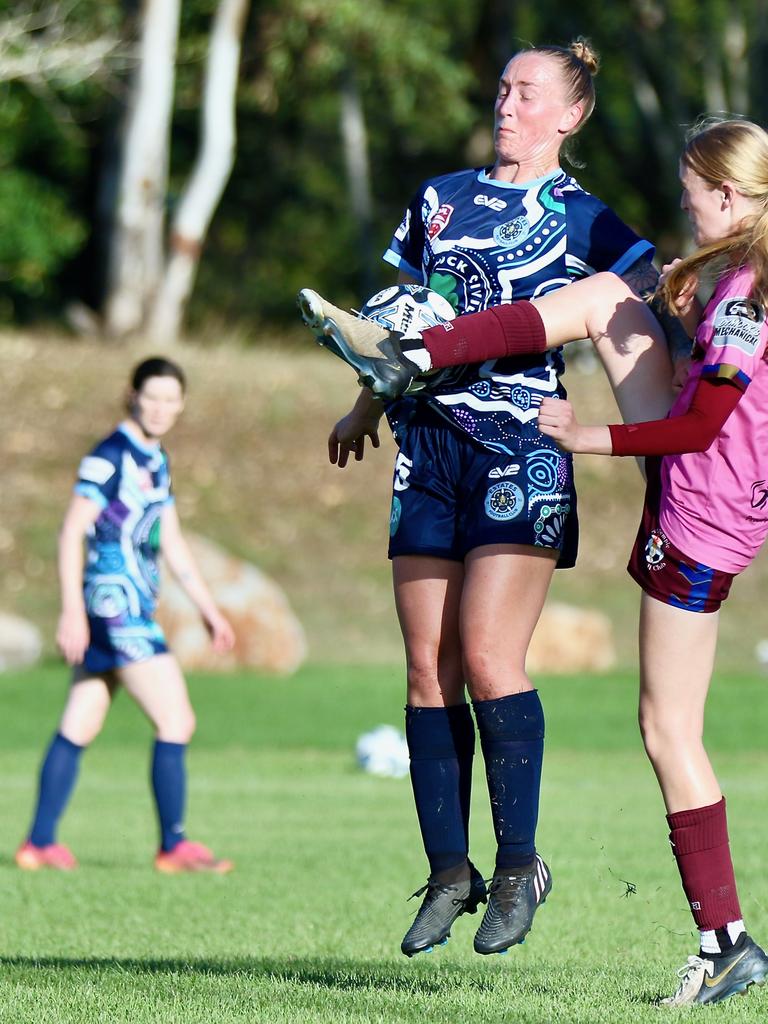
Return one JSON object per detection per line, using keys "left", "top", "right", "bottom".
{"left": 620, "top": 257, "right": 692, "bottom": 361}
{"left": 620, "top": 257, "right": 660, "bottom": 299}
{"left": 648, "top": 294, "right": 693, "bottom": 361}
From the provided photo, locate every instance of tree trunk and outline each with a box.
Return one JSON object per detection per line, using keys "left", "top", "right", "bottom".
{"left": 103, "top": 0, "right": 181, "bottom": 339}
{"left": 147, "top": 0, "right": 250, "bottom": 345}
{"left": 339, "top": 65, "right": 375, "bottom": 299}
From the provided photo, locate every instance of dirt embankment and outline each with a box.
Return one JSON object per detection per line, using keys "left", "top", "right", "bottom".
{"left": 1, "top": 332, "right": 763, "bottom": 670}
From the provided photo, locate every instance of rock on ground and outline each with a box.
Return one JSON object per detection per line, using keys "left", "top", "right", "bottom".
{"left": 157, "top": 534, "right": 306, "bottom": 674}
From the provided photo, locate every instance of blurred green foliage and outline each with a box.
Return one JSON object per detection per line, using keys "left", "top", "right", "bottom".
{"left": 1, "top": 0, "right": 767, "bottom": 330}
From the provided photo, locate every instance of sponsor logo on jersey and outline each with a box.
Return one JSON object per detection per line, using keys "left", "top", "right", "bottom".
{"left": 473, "top": 194, "right": 508, "bottom": 212}
{"left": 751, "top": 480, "right": 768, "bottom": 510}
{"left": 427, "top": 204, "right": 454, "bottom": 240}
{"left": 78, "top": 456, "right": 116, "bottom": 485}
{"left": 493, "top": 216, "right": 529, "bottom": 248}
{"left": 711, "top": 295, "right": 764, "bottom": 354}
{"left": 485, "top": 481, "right": 524, "bottom": 521}
{"left": 488, "top": 464, "right": 521, "bottom": 479}
{"left": 393, "top": 452, "right": 413, "bottom": 492}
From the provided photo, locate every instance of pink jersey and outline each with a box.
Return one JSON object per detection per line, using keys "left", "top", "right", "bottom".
{"left": 659, "top": 265, "right": 768, "bottom": 572}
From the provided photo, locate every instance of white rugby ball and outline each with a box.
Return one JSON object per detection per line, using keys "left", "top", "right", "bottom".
{"left": 359, "top": 284, "right": 455, "bottom": 338}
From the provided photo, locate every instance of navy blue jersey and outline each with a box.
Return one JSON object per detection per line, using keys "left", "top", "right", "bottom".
{"left": 384, "top": 167, "right": 653, "bottom": 456}
{"left": 74, "top": 425, "right": 174, "bottom": 618}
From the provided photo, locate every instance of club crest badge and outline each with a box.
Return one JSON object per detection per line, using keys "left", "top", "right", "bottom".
{"left": 645, "top": 529, "right": 667, "bottom": 569}
{"left": 485, "top": 481, "right": 524, "bottom": 521}
{"left": 493, "top": 216, "right": 529, "bottom": 248}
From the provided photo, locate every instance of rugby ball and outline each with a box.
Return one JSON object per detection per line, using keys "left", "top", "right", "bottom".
{"left": 359, "top": 284, "right": 456, "bottom": 338}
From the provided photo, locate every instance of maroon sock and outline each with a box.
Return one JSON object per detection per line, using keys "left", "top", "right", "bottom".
{"left": 422, "top": 301, "right": 547, "bottom": 368}
{"left": 667, "top": 798, "right": 742, "bottom": 930}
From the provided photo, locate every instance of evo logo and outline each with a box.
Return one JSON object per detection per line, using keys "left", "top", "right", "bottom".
{"left": 488, "top": 464, "right": 520, "bottom": 479}
{"left": 474, "top": 194, "right": 507, "bottom": 212}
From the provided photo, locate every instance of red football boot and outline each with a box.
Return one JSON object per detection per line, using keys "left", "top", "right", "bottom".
{"left": 154, "top": 839, "right": 233, "bottom": 874}
{"left": 15, "top": 841, "right": 78, "bottom": 871}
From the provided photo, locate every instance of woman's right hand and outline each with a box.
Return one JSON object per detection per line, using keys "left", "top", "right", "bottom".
{"left": 328, "top": 398, "right": 383, "bottom": 468}
{"left": 56, "top": 607, "right": 90, "bottom": 666}
{"left": 661, "top": 259, "right": 699, "bottom": 317}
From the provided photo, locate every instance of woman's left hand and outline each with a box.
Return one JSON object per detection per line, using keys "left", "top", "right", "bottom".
{"left": 204, "top": 609, "right": 236, "bottom": 653}
{"left": 538, "top": 398, "right": 613, "bottom": 455}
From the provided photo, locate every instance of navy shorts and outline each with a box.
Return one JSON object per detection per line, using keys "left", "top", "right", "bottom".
{"left": 387, "top": 408, "right": 578, "bottom": 565}
{"left": 83, "top": 580, "right": 168, "bottom": 673}
{"left": 627, "top": 457, "right": 735, "bottom": 613}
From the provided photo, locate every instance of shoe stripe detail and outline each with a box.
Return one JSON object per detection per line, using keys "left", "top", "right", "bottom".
{"left": 535, "top": 856, "right": 548, "bottom": 890}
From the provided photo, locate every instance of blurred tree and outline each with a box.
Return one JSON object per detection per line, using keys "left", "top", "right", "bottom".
{"left": 102, "top": 0, "right": 181, "bottom": 338}
{"left": 104, "top": 0, "right": 250, "bottom": 343}
{"left": 192, "top": 0, "right": 477, "bottom": 324}
{"left": 1, "top": 0, "right": 767, "bottom": 331}
{"left": 0, "top": 0, "right": 123, "bottom": 320}
{"left": 146, "top": 0, "right": 250, "bottom": 344}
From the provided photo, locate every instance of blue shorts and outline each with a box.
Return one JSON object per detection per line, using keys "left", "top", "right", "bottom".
{"left": 83, "top": 580, "right": 168, "bottom": 673}
{"left": 388, "top": 408, "right": 578, "bottom": 565}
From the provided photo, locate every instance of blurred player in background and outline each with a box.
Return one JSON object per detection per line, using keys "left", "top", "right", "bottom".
{"left": 16, "top": 357, "right": 235, "bottom": 874}
{"left": 300, "top": 40, "right": 676, "bottom": 958}
{"left": 327, "top": 117, "right": 768, "bottom": 1005}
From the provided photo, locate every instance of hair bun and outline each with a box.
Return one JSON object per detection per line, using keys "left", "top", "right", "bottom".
{"left": 569, "top": 37, "right": 599, "bottom": 75}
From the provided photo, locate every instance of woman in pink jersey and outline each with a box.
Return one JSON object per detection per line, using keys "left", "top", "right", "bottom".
{"left": 301, "top": 117, "right": 768, "bottom": 1005}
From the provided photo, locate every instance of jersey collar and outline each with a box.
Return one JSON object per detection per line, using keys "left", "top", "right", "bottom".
{"left": 476, "top": 166, "right": 566, "bottom": 191}
{"left": 118, "top": 422, "right": 161, "bottom": 455}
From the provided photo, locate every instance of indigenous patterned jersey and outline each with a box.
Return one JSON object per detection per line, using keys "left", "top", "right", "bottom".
{"left": 384, "top": 166, "right": 653, "bottom": 455}
{"left": 74, "top": 425, "right": 174, "bottom": 618}
{"left": 660, "top": 266, "right": 768, "bottom": 572}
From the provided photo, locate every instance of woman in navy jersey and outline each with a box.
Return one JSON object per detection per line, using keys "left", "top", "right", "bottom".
{"left": 300, "top": 40, "right": 676, "bottom": 957}
{"left": 16, "top": 358, "right": 235, "bottom": 874}
{"left": 306, "top": 118, "right": 768, "bottom": 1005}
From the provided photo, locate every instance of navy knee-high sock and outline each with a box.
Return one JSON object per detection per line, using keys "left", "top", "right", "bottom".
{"left": 151, "top": 740, "right": 187, "bottom": 852}
{"left": 29, "top": 733, "right": 84, "bottom": 847}
{"left": 405, "top": 703, "right": 475, "bottom": 876}
{"left": 474, "top": 690, "right": 545, "bottom": 871}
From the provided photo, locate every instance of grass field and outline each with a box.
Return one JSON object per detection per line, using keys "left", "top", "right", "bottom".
{"left": 1, "top": 662, "right": 768, "bottom": 1022}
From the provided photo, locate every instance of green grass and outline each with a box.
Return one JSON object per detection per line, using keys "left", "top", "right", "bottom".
{"left": 1, "top": 663, "right": 767, "bottom": 1022}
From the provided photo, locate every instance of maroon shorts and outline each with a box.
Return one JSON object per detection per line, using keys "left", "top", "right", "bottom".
{"left": 627, "top": 457, "right": 735, "bottom": 614}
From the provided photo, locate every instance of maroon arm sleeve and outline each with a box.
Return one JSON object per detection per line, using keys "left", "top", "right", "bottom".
{"left": 608, "top": 377, "right": 743, "bottom": 457}
{"left": 422, "top": 301, "right": 547, "bottom": 368}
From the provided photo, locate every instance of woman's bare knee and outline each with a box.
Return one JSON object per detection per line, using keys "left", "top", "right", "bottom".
{"left": 156, "top": 707, "right": 196, "bottom": 743}
{"left": 405, "top": 653, "right": 464, "bottom": 707}
{"left": 59, "top": 677, "right": 113, "bottom": 745}
{"left": 639, "top": 704, "right": 702, "bottom": 766}
{"left": 462, "top": 645, "right": 530, "bottom": 700}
